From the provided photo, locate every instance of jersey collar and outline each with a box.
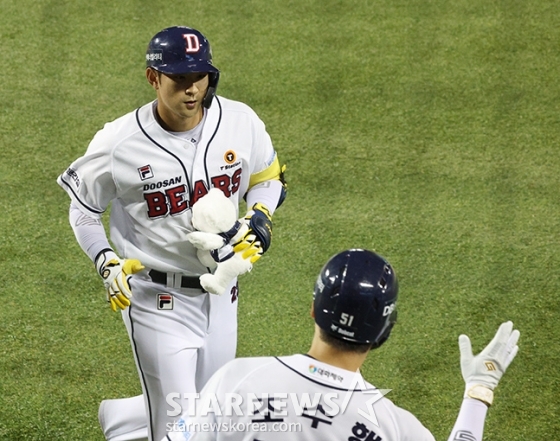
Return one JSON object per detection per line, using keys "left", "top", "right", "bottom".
{"left": 276, "top": 354, "right": 376, "bottom": 391}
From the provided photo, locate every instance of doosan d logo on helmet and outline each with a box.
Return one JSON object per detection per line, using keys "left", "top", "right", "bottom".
{"left": 383, "top": 303, "right": 396, "bottom": 317}
{"left": 183, "top": 34, "right": 200, "bottom": 52}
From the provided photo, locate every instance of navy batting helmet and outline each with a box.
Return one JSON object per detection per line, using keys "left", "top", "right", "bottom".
{"left": 313, "top": 249, "right": 398, "bottom": 348}
{"left": 146, "top": 26, "right": 220, "bottom": 108}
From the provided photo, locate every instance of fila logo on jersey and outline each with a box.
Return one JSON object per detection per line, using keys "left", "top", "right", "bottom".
{"left": 158, "top": 294, "right": 174, "bottom": 310}
{"left": 183, "top": 34, "right": 200, "bottom": 53}
{"left": 138, "top": 165, "right": 154, "bottom": 181}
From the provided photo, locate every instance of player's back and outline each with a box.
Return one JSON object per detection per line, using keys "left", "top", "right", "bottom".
{"left": 171, "top": 354, "right": 435, "bottom": 441}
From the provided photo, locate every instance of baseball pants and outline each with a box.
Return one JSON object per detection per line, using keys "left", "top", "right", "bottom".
{"left": 98, "top": 275, "right": 238, "bottom": 441}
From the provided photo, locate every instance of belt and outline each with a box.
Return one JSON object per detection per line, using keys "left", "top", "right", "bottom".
{"left": 149, "top": 269, "right": 203, "bottom": 290}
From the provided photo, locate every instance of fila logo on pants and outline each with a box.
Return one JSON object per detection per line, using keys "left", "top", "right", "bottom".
{"left": 158, "top": 294, "right": 174, "bottom": 310}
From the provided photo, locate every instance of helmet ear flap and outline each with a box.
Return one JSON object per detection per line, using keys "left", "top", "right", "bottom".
{"left": 370, "top": 309, "right": 397, "bottom": 349}
{"left": 203, "top": 72, "right": 220, "bottom": 108}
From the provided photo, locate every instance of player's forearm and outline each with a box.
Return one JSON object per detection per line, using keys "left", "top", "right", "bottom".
{"left": 446, "top": 398, "right": 488, "bottom": 441}
{"left": 245, "top": 179, "right": 284, "bottom": 214}
{"left": 69, "top": 202, "right": 112, "bottom": 263}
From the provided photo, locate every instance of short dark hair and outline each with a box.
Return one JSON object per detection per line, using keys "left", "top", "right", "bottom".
{"left": 318, "top": 328, "right": 373, "bottom": 354}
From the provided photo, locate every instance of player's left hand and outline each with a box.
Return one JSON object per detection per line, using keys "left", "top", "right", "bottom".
{"left": 188, "top": 220, "right": 245, "bottom": 264}
{"left": 459, "top": 321, "right": 520, "bottom": 405}
{"left": 95, "top": 250, "right": 145, "bottom": 312}
{"left": 233, "top": 203, "right": 273, "bottom": 263}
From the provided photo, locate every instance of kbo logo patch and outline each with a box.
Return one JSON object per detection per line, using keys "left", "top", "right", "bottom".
{"left": 158, "top": 294, "right": 174, "bottom": 310}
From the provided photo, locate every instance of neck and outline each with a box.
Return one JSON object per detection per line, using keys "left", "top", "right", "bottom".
{"left": 155, "top": 107, "right": 203, "bottom": 132}
{"left": 307, "top": 327, "right": 369, "bottom": 372}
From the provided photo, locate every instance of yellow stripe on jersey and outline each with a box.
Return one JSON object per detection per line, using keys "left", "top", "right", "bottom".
{"left": 249, "top": 155, "right": 282, "bottom": 188}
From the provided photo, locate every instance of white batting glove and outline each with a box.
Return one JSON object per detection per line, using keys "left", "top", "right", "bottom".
{"left": 95, "top": 250, "right": 145, "bottom": 312}
{"left": 459, "top": 321, "right": 520, "bottom": 406}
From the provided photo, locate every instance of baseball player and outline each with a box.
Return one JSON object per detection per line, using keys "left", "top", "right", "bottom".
{"left": 164, "top": 249, "right": 520, "bottom": 441}
{"left": 56, "top": 26, "right": 286, "bottom": 441}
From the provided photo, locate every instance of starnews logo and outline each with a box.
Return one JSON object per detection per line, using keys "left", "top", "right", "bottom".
{"left": 166, "top": 372, "right": 391, "bottom": 427}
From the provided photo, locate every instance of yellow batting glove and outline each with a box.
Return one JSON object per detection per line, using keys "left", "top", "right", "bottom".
{"left": 95, "top": 250, "right": 145, "bottom": 312}
{"left": 233, "top": 203, "right": 273, "bottom": 263}
{"left": 233, "top": 233, "right": 265, "bottom": 263}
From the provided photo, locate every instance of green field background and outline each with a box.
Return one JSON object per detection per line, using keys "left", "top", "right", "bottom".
{"left": 1, "top": 0, "right": 559, "bottom": 439}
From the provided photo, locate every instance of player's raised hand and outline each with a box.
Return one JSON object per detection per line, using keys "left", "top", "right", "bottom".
{"left": 458, "top": 321, "right": 520, "bottom": 405}
{"left": 233, "top": 203, "right": 273, "bottom": 263}
{"left": 95, "top": 250, "right": 144, "bottom": 312}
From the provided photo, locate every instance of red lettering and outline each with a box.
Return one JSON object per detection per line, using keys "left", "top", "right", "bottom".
{"left": 191, "top": 181, "right": 209, "bottom": 206}
{"left": 211, "top": 174, "right": 231, "bottom": 197}
{"left": 144, "top": 192, "right": 168, "bottom": 218}
{"left": 231, "top": 168, "right": 241, "bottom": 196}
{"left": 144, "top": 172, "right": 243, "bottom": 219}
{"left": 166, "top": 185, "right": 188, "bottom": 215}
{"left": 145, "top": 185, "right": 188, "bottom": 218}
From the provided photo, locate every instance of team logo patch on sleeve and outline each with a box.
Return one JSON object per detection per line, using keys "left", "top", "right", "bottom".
{"left": 157, "top": 294, "right": 174, "bottom": 310}
{"left": 138, "top": 165, "right": 154, "bottom": 181}
{"left": 65, "top": 167, "right": 80, "bottom": 187}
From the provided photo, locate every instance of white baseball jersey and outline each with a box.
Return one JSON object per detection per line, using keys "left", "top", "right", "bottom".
{"left": 57, "top": 95, "right": 282, "bottom": 441}
{"left": 57, "top": 95, "right": 277, "bottom": 274}
{"left": 164, "top": 354, "right": 435, "bottom": 441}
